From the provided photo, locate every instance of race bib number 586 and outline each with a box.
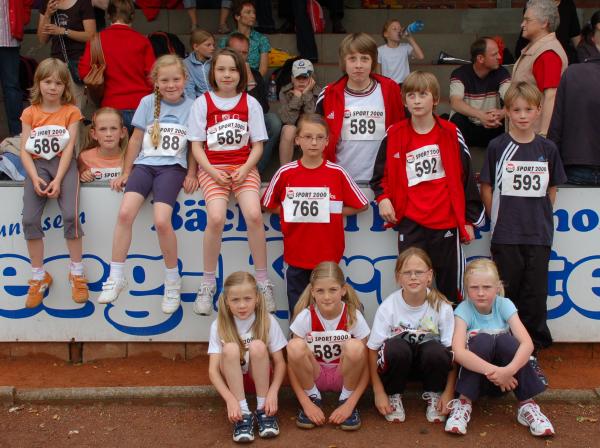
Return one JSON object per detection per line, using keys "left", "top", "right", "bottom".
{"left": 24, "top": 125, "right": 69, "bottom": 160}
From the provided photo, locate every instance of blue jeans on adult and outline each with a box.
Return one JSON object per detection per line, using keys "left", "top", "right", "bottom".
{"left": 0, "top": 46, "right": 24, "bottom": 136}
{"left": 258, "top": 112, "right": 282, "bottom": 174}
{"left": 565, "top": 165, "right": 600, "bottom": 186}
{"left": 119, "top": 109, "right": 136, "bottom": 136}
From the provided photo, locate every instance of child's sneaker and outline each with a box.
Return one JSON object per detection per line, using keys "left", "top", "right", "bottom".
{"left": 385, "top": 393, "right": 405, "bottom": 422}
{"left": 296, "top": 395, "right": 322, "bottom": 429}
{"left": 232, "top": 413, "right": 255, "bottom": 443}
{"left": 517, "top": 402, "right": 555, "bottom": 437}
{"left": 257, "top": 279, "right": 276, "bottom": 313}
{"left": 25, "top": 272, "right": 53, "bottom": 308}
{"left": 98, "top": 278, "right": 128, "bottom": 304}
{"left": 338, "top": 399, "right": 361, "bottom": 430}
{"left": 255, "top": 409, "right": 279, "bottom": 438}
{"left": 529, "top": 356, "right": 549, "bottom": 387}
{"left": 161, "top": 279, "right": 181, "bottom": 314}
{"left": 69, "top": 273, "right": 89, "bottom": 303}
{"left": 194, "top": 282, "right": 215, "bottom": 315}
{"left": 422, "top": 391, "right": 446, "bottom": 423}
{"left": 444, "top": 399, "right": 472, "bottom": 435}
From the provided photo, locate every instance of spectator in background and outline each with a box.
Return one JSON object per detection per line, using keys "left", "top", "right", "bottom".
{"left": 183, "top": 29, "right": 215, "bottom": 99}
{"left": 577, "top": 10, "right": 600, "bottom": 61}
{"left": 183, "top": 0, "right": 198, "bottom": 32}
{"left": 219, "top": 1, "right": 270, "bottom": 77}
{"left": 449, "top": 37, "right": 511, "bottom": 170}
{"left": 217, "top": 0, "right": 232, "bottom": 34}
{"left": 548, "top": 56, "right": 600, "bottom": 185}
{"left": 227, "top": 33, "right": 281, "bottom": 175}
{"left": 512, "top": 0, "right": 567, "bottom": 136}
{"left": 79, "top": 0, "right": 154, "bottom": 133}
{"left": 0, "top": 0, "right": 32, "bottom": 137}
{"left": 377, "top": 19, "right": 425, "bottom": 86}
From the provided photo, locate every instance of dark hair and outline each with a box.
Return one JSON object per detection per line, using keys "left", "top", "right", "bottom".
{"left": 107, "top": 0, "right": 135, "bottom": 24}
{"left": 580, "top": 10, "right": 600, "bottom": 46}
{"left": 226, "top": 31, "right": 250, "bottom": 47}
{"left": 470, "top": 36, "right": 493, "bottom": 63}
{"left": 296, "top": 113, "right": 329, "bottom": 136}
{"left": 209, "top": 48, "right": 248, "bottom": 93}
{"left": 233, "top": 1, "right": 255, "bottom": 20}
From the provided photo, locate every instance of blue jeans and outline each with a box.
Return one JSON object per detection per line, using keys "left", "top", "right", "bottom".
{"left": 565, "top": 165, "right": 600, "bottom": 186}
{"left": 119, "top": 109, "right": 136, "bottom": 136}
{"left": 258, "top": 112, "right": 282, "bottom": 174}
{"left": 0, "top": 46, "right": 24, "bottom": 136}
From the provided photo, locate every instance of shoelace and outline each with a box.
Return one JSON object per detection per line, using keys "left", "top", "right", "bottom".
{"left": 520, "top": 403, "right": 546, "bottom": 424}
{"left": 198, "top": 284, "right": 214, "bottom": 297}
{"left": 389, "top": 394, "right": 403, "bottom": 410}
{"left": 28, "top": 279, "right": 46, "bottom": 293}
{"left": 102, "top": 280, "right": 118, "bottom": 291}
{"left": 422, "top": 392, "right": 440, "bottom": 408}
{"left": 447, "top": 399, "right": 471, "bottom": 423}
{"left": 235, "top": 415, "right": 254, "bottom": 433}
{"left": 259, "top": 413, "right": 277, "bottom": 428}
{"left": 165, "top": 284, "right": 180, "bottom": 300}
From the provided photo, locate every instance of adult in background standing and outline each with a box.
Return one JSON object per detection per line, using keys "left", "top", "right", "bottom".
{"left": 37, "top": 0, "right": 96, "bottom": 111}
{"left": 512, "top": 0, "right": 567, "bottom": 136}
{"left": 577, "top": 10, "right": 600, "bottom": 61}
{"left": 79, "top": 0, "right": 154, "bottom": 133}
{"left": 0, "top": 0, "right": 32, "bottom": 137}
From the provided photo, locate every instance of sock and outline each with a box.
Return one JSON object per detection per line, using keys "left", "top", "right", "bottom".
{"left": 256, "top": 396, "right": 266, "bottom": 410}
{"left": 519, "top": 399, "right": 535, "bottom": 408}
{"left": 203, "top": 271, "right": 216, "bottom": 285}
{"left": 164, "top": 266, "right": 180, "bottom": 283}
{"left": 303, "top": 384, "right": 321, "bottom": 400}
{"left": 254, "top": 268, "right": 268, "bottom": 283}
{"left": 109, "top": 262, "right": 125, "bottom": 281}
{"left": 31, "top": 266, "right": 45, "bottom": 281}
{"left": 239, "top": 399, "right": 250, "bottom": 414}
{"left": 339, "top": 386, "right": 353, "bottom": 402}
{"left": 69, "top": 261, "right": 84, "bottom": 276}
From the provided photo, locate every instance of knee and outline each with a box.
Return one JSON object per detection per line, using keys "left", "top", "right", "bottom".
{"left": 385, "top": 336, "right": 412, "bottom": 363}
{"left": 242, "top": 207, "right": 263, "bottom": 229}
{"left": 117, "top": 206, "right": 136, "bottom": 227}
{"left": 22, "top": 213, "right": 40, "bottom": 231}
{"left": 286, "top": 338, "right": 308, "bottom": 361}
{"left": 343, "top": 339, "right": 366, "bottom": 364}
{"left": 495, "top": 333, "right": 519, "bottom": 356}
{"left": 420, "top": 342, "right": 451, "bottom": 370}
{"left": 222, "top": 342, "right": 241, "bottom": 361}
{"left": 154, "top": 214, "right": 173, "bottom": 235}
{"left": 206, "top": 210, "right": 226, "bottom": 231}
{"left": 248, "top": 339, "right": 268, "bottom": 359}
{"left": 468, "top": 333, "right": 494, "bottom": 357}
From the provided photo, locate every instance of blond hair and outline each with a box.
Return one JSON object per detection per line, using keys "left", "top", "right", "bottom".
{"left": 190, "top": 28, "right": 214, "bottom": 48}
{"left": 339, "top": 33, "right": 378, "bottom": 73}
{"left": 216, "top": 271, "right": 270, "bottom": 363}
{"left": 402, "top": 71, "right": 440, "bottom": 104}
{"left": 463, "top": 258, "right": 506, "bottom": 297}
{"left": 382, "top": 19, "right": 401, "bottom": 44}
{"left": 149, "top": 54, "right": 188, "bottom": 148}
{"left": 503, "top": 81, "right": 543, "bottom": 109}
{"left": 395, "top": 247, "right": 452, "bottom": 312}
{"left": 292, "top": 262, "right": 363, "bottom": 329}
{"left": 81, "top": 107, "right": 129, "bottom": 158}
{"left": 29, "top": 58, "right": 76, "bottom": 106}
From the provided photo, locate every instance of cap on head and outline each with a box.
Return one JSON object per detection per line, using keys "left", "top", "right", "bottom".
{"left": 292, "top": 59, "right": 314, "bottom": 78}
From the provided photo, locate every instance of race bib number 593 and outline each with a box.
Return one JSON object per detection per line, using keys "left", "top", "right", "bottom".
{"left": 501, "top": 161, "right": 549, "bottom": 197}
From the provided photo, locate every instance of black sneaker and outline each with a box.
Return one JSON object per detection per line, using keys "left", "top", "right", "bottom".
{"left": 232, "top": 413, "right": 255, "bottom": 443}
{"left": 529, "top": 356, "right": 548, "bottom": 387}
{"left": 296, "top": 395, "right": 322, "bottom": 429}
{"left": 255, "top": 409, "right": 279, "bottom": 438}
{"left": 338, "top": 399, "right": 361, "bottom": 431}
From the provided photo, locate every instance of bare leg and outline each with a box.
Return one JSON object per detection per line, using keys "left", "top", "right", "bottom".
{"left": 340, "top": 339, "right": 367, "bottom": 390}
{"left": 287, "top": 338, "right": 320, "bottom": 389}
{"left": 203, "top": 198, "right": 228, "bottom": 272}
{"left": 221, "top": 342, "right": 246, "bottom": 400}
{"left": 248, "top": 340, "right": 270, "bottom": 397}
{"left": 65, "top": 237, "right": 83, "bottom": 264}
{"left": 186, "top": 7, "right": 197, "bottom": 29}
{"left": 236, "top": 191, "right": 267, "bottom": 270}
{"left": 153, "top": 202, "right": 178, "bottom": 269}
{"left": 279, "top": 124, "right": 297, "bottom": 166}
{"left": 111, "top": 192, "right": 146, "bottom": 263}
{"left": 26, "top": 239, "right": 44, "bottom": 268}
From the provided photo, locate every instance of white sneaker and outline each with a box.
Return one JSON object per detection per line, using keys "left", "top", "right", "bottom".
{"left": 517, "top": 402, "right": 555, "bottom": 437}
{"left": 257, "top": 279, "right": 276, "bottom": 313}
{"left": 422, "top": 391, "right": 446, "bottom": 423}
{"left": 444, "top": 399, "right": 472, "bottom": 435}
{"left": 385, "top": 393, "right": 405, "bottom": 422}
{"left": 98, "top": 278, "right": 127, "bottom": 304}
{"left": 194, "top": 282, "right": 215, "bottom": 315}
{"left": 161, "top": 279, "right": 181, "bottom": 314}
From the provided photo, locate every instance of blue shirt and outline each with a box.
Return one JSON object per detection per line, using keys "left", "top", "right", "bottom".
{"left": 454, "top": 296, "right": 518, "bottom": 334}
{"left": 184, "top": 53, "right": 212, "bottom": 99}
{"left": 219, "top": 29, "right": 270, "bottom": 71}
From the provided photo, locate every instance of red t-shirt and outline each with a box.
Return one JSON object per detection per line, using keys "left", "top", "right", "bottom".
{"left": 261, "top": 159, "right": 368, "bottom": 269}
{"left": 532, "top": 50, "right": 562, "bottom": 91}
{"left": 404, "top": 124, "right": 457, "bottom": 230}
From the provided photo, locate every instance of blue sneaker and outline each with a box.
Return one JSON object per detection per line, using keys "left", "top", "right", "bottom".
{"left": 296, "top": 395, "right": 322, "bottom": 429}
{"left": 338, "top": 399, "right": 361, "bottom": 431}
{"left": 232, "top": 413, "right": 254, "bottom": 443}
{"left": 255, "top": 409, "right": 279, "bottom": 438}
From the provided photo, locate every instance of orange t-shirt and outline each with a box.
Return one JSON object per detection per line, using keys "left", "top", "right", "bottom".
{"left": 78, "top": 147, "right": 123, "bottom": 181}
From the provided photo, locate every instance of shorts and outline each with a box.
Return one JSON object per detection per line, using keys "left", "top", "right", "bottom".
{"left": 198, "top": 164, "right": 260, "bottom": 203}
{"left": 242, "top": 367, "right": 273, "bottom": 394}
{"left": 315, "top": 363, "right": 343, "bottom": 392}
{"left": 125, "top": 164, "right": 186, "bottom": 207}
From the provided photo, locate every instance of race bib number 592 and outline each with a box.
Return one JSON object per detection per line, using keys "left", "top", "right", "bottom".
{"left": 406, "top": 144, "right": 446, "bottom": 186}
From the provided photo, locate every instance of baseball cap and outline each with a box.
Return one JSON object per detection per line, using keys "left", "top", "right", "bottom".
{"left": 292, "top": 59, "right": 314, "bottom": 78}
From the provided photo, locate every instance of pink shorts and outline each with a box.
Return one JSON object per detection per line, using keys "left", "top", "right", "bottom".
{"left": 315, "top": 363, "right": 343, "bottom": 392}
{"left": 198, "top": 164, "right": 260, "bottom": 203}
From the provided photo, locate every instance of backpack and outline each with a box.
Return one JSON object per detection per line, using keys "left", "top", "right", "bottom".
{"left": 148, "top": 31, "right": 186, "bottom": 59}
{"left": 307, "top": 0, "right": 325, "bottom": 33}
{"left": 19, "top": 56, "right": 38, "bottom": 102}
{"left": 271, "top": 56, "right": 302, "bottom": 97}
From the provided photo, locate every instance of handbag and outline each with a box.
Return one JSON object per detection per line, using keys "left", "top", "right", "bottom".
{"left": 83, "top": 33, "right": 106, "bottom": 106}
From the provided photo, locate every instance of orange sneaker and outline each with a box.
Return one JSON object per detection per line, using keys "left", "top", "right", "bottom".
{"left": 69, "top": 273, "right": 89, "bottom": 303}
{"left": 26, "top": 272, "right": 53, "bottom": 308}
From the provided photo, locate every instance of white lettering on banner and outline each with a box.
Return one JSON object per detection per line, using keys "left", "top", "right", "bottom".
{"left": 306, "top": 330, "right": 350, "bottom": 363}
{"left": 141, "top": 123, "right": 188, "bottom": 158}
{"left": 206, "top": 119, "right": 249, "bottom": 151}
{"left": 405, "top": 145, "right": 446, "bottom": 187}
{"left": 0, "top": 186, "right": 598, "bottom": 342}
{"left": 501, "top": 161, "right": 549, "bottom": 197}
{"left": 90, "top": 167, "right": 122, "bottom": 181}
{"left": 341, "top": 107, "right": 385, "bottom": 141}
{"left": 24, "top": 125, "right": 69, "bottom": 160}
{"left": 282, "top": 187, "right": 330, "bottom": 223}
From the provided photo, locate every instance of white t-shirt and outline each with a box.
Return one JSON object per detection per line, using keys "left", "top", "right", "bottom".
{"left": 367, "top": 289, "right": 455, "bottom": 350}
{"left": 377, "top": 44, "right": 414, "bottom": 84}
{"left": 187, "top": 92, "right": 268, "bottom": 143}
{"left": 290, "top": 306, "right": 371, "bottom": 340}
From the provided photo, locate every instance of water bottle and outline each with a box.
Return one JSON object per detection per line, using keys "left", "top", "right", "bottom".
{"left": 268, "top": 75, "right": 277, "bottom": 102}
{"left": 403, "top": 20, "right": 424, "bottom": 37}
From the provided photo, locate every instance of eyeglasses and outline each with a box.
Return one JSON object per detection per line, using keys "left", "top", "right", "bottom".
{"left": 298, "top": 135, "right": 327, "bottom": 143}
{"left": 399, "top": 270, "right": 430, "bottom": 279}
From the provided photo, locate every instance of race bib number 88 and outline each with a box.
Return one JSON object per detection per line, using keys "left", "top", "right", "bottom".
{"left": 141, "top": 123, "right": 188, "bottom": 158}
{"left": 501, "top": 161, "right": 549, "bottom": 197}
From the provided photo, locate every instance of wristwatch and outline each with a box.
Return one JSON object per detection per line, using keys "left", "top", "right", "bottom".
{"left": 64, "top": 28, "right": 70, "bottom": 36}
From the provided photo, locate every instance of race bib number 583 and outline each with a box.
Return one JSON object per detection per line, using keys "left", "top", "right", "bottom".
{"left": 306, "top": 330, "right": 350, "bottom": 363}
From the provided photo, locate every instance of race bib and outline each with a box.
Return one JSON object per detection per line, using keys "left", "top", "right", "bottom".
{"left": 501, "top": 161, "right": 549, "bottom": 197}
{"left": 306, "top": 330, "right": 350, "bottom": 364}
{"left": 90, "top": 167, "right": 122, "bottom": 181}
{"left": 206, "top": 119, "right": 249, "bottom": 151}
{"left": 282, "top": 187, "right": 330, "bottom": 223}
{"left": 239, "top": 331, "right": 254, "bottom": 374}
{"left": 141, "top": 123, "right": 187, "bottom": 158}
{"left": 24, "top": 125, "right": 69, "bottom": 160}
{"left": 399, "top": 329, "right": 438, "bottom": 345}
{"left": 341, "top": 107, "right": 385, "bottom": 141}
{"left": 405, "top": 144, "right": 446, "bottom": 187}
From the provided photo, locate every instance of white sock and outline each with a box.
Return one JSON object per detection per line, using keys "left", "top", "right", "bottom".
{"left": 69, "top": 261, "right": 84, "bottom": 276}
{"left": 239, "top": 399, "right": 250, "bottom": 414}
{"left": 109, "top": 262, "right": 125, "bottom": 281}
{"left": 203, "top": 271, "right": 216, "bottom": 285}
{"left": 303, "top": 384, "right": 321, "bottom": 400}
{"left": 339, "top": 386, "right": 352, "bottom": 402}
{"left": 164, "top": 267, "right": 180, "bottom": 283}
{"left": 31, "top": 266, "right": 45, "bottom": 281}
{"left": 256, "top": 396, "right": 266, "bottom": 410}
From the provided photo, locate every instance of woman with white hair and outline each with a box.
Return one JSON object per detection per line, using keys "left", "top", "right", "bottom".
{"left": 512, "top": 0, "right": 568, "bottom": 136}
